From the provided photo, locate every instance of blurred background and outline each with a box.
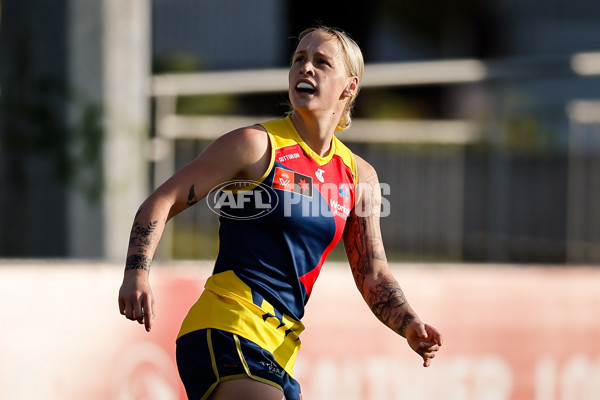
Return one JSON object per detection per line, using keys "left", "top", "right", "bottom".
{"left": 1, "top": 1, "right": 600, "bottom": 399}
{"left": 2, "top": 0, "right": 600, "bottom": 263}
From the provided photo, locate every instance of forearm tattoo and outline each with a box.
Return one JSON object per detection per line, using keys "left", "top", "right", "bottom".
{"left": 344, "top": 172, "right": 414, "bottom": 336}
{"left": 129, "top": 211, "right": 158, "bottom": 252}
{"left": 126, "top": 206, "right": 158, "bottom": 272}
{"left": 368, "top": 280, "right": 414, "bottom": 336}
{"left": 125, "top": 254, "right": 152, "bottom": 272}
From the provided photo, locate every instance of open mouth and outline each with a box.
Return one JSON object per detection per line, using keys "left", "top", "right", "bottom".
{"left": 296, "top": 81, "right": 316, "bottom": 95}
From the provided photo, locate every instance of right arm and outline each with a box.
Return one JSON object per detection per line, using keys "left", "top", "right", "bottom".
{"left": 118, "top": 126, "right": 271, "bottom": 331}
{"left": 343, "top": 155, "right": 443, "bottom": 366}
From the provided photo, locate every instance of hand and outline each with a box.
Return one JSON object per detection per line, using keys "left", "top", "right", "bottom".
{"left": 118, "top": 269, "right": 155, "bottom": 332}
{"left": 405, "top": 320, "right": 443, "bottom": 367}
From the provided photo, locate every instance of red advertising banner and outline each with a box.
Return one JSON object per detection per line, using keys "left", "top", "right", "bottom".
{"left": 0, "top": 261, "right": 599, "bottom": 399}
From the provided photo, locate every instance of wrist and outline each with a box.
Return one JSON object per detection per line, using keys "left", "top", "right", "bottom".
{"left": 125, "top": 254, "right": 152, "bottom": 273}
{"left": 397, "top": 310, "right": 420, "bottom": 338}
{"left": 121, "top": 268, "right": 150, "bottom": 289}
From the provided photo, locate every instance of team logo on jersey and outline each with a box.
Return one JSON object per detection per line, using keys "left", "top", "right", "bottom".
{"left": 315, "top": 168, "right": 325, "bottom": 183}
{"left": 272, "top": 167, "right": 313, "bottom": 197}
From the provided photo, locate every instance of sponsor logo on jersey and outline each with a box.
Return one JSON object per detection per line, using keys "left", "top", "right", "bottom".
{"left": 315, "top": 168, "right": 325, "bottom": 183}
{"left": 272, "top": 167, "right": 313, "bottom": 197}
{"left": 329, "top": 198, "right": 351, "bottom": 218}
{"left": 339, "top": 184, "right": 350, "bottom": 199}
{"left": 277, "top": 152, "right": 300, "bottom": 163}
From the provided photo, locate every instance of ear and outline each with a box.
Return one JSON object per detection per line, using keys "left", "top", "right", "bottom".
{"left": 343, "top": 76, "right": 359, "bottom": 98}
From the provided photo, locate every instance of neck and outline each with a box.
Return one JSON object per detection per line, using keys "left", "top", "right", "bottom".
{"left": 290, "top": 112, "right": 338, "bottom": 157}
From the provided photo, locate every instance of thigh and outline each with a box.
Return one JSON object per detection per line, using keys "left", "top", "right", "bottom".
{"left": 176, "top": 329, "right": 220, "bottom": 399}
{"left": 177, "top": 329, "right": 302, "bottom": 400}
{"left": 209, "top": 378, "right": 285, "bottom": 400}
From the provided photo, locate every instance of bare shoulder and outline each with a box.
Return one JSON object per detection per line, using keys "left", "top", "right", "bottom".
{"left": 353, "top": 154, "right": 379, "bottom": 184}
{"left": 217, "top": 125, "right": 269, "bottom": 159}
{"left": 229, "top": 124, "right": 268, "bottom": 142}
{"left": 214, "top": 125, "right": 270, "bottom": 181}
{"left": 207, "top": 124, "right": 267, "bottom": 160}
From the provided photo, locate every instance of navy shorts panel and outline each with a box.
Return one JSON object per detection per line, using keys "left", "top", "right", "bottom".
{"left": 176, "top": 329, "right": 302, "bottom": 400}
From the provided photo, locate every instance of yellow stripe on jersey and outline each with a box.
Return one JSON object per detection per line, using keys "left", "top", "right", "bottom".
{"left": 177, "top": 270, "right": 305, "bottom": 377}
{"left": 331, "top": 134, "right": 357, "bottom": 188}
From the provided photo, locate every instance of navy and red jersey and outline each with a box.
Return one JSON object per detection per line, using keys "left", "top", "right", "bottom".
{"left": 178, "top": 116, "right": 357, "bottom": 377}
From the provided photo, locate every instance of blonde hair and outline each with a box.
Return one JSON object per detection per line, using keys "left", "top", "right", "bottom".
{"left": 294, "top": 26, "right": 364, "bottom": 132}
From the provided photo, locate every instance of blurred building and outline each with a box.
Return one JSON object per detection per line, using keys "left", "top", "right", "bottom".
{"left": 2, "top": 0, "right": 600, "bottom": 262}
{"left": 1, "top": 0, "right": 150, "bottom": 260}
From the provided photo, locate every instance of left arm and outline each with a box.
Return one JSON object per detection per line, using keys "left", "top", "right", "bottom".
{"left": 343, "top": 155, "right": 443, "bottom": 367}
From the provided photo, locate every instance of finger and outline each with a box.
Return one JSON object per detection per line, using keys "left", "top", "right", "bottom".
{"left": 125, "top": 299, "right": 135, "bottom": 320}
{"left": 133, "top": 296, "right": 144, "bottom": 324}
{"left": 417, "top": 323, "right": 428, "bottom": 339}
{"left": 142, "top": 294, "right": 153, "bottom": 332}
{"left": 415, "top": 342, "right": 438, "bottom": 352}
{"left": 417, "top": 347, "right": 439, "bottom": 361}
{"left": 118, "top": 296, "right": 126, "bottom": 315}
{"left": 436, "top": 332, "right": 444, "bottom": 346}
{"left": 426, "top": 325, "right": 444, "bottom": 346}
{"left": 422, "top": 352, "right": 437, "bottom": 367}
{"left": 421, "top": 344, "right": 440, "bottom": 352}
{"left": 144, "top": 314, "right": 152, "bottom": 331}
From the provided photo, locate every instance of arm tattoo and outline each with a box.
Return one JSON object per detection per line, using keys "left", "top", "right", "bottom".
{"left": 400, "top": 312, "right": 416, "bottom": 336}
{"left": 369, "top": 280, "right": 406, "bottom": 322}
{"left": 368, "top": 280, "right": 414, "bottom": 336}
{"left": 344, "top": 172, "right": 387, "bottom": 292}
{"left": 187, "top": 185, "right": 200, "bottom": 207}
{"left": 129, "top": 220, "right": 158, "bottom": 251}
{"left": 345, "top": 171, "right": 414, "bottom": 336}
{"left": 125, "top": 254, "right": 152, "bottom": 272}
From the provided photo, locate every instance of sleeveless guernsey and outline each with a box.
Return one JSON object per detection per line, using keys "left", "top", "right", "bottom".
{"left": 178, "top": 116, "right": 357, "bottom": 376}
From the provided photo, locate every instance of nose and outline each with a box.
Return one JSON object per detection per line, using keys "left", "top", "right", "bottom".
{"left": 300, "top": 61, "right": 315, "bottom": 76}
